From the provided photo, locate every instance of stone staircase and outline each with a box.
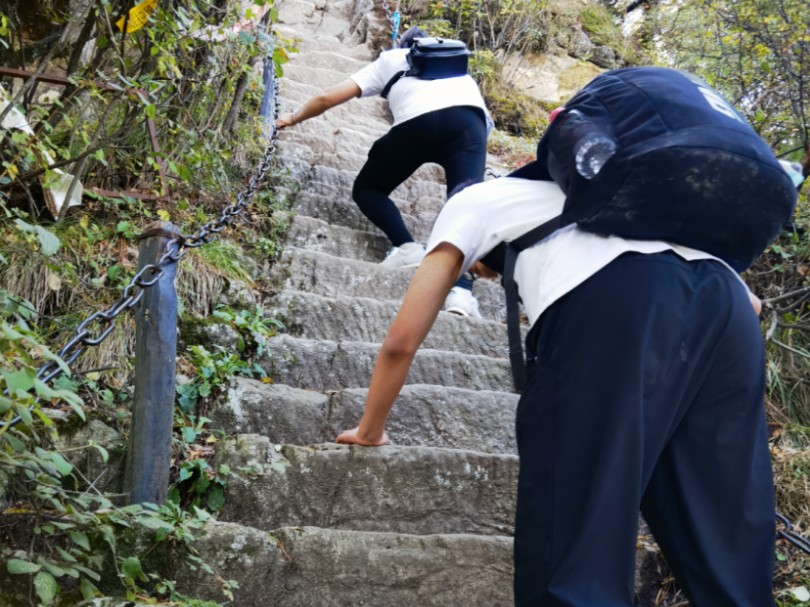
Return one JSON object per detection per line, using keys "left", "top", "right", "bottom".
{"left": 177, "top": 1, "right": 664, "bottom": 605}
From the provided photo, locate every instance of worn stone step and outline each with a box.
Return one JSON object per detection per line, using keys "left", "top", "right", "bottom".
{"left": 289, "top": 186, "right": 436, "bottom": 238}
{"left": 213, "top": 379, "right": 518, "bottom": 454}
{"left": 217, "top": 434, "right": 517, "bottom": 535}
{"left": 262, "top": 334, "right": 513, "bottom": 391}
{"left": 178, "top": 522, "right": 514, "bottom": 607}
{"left": 284, "top": 214, "right": 389, "bottom": 262}
{"left": 281, "top": 49, "right": 370, "bottom": 75}
{"left": 277, "top": 80, "right": 389, "bottom": 139}
{"left": 277, "top": 158, "right": 446, "bottom": 225}
{"left": 279, "top": 247, "right": 508, "bottom": 322}
{"left": 273, "top": 289, "right": 512, "bottom": 358}
{"left": 275, "top": 24, "right": 375, "bottom": 59}
{"left": 294, "top": 163, "right": 447, "bottom": 211}
{"left": 276, "top": 0, "right": 365, "bottom": 39}
{"left": 279, "top": 124, "right": 374, "bottom": 173}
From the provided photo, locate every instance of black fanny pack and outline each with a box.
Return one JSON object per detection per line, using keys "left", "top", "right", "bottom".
{"left": 381, "top": 38, "right": 471, "bottom": 99}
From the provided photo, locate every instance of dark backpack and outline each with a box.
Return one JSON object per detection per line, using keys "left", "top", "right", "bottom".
{"left": 380, "top": 37, "right": 471, "bottom": 99}
{"left": 500, "top": 66, "right": 798, "bottom": 391}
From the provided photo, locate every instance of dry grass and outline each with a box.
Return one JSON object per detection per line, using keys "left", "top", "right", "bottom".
{"left": 773, "top": 446, "right": 810, "bottom": 534}
{"left": 1, "top": 250, "right": 136, "bottom": 385}
{"left": 0, "top": 251, "right": 75, "bottom": 316}
{"left": 176, "top": 252, "right": 228, "bottom": 318}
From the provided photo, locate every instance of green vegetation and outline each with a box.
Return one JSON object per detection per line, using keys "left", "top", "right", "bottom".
{"left": 0, "top": 0, "right": 293, "bottom": 604}
{"left": 471, "top": 49, "right": 551, "bottom": 139}
{"left": 406, "top": 0, "right": 549, "bottom": 54}
{"left": 0, "top": 289, "right": 239, "bottom": 605}
{"left": 578, "top": 3, "right": 619, "bottom": 47}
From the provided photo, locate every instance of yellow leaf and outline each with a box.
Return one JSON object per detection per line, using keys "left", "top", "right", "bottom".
{"left": 46, "top": 270, "right": 62, "bottom": 292}
{"left": 115, "top": 0, "right": 159, "bottom": 33}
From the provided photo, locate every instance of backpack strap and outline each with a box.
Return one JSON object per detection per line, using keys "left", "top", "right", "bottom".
{"left": 381, "top": 70, "right": 408, "bottom": 99}
{"left": 503, "top": 212, "right": 573, "bottom": 392}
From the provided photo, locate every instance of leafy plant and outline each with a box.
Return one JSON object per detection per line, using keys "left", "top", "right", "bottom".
{"left": 170, "top": 451, "right": 232, "bottom": 514}
{"left": 0, "top": 290, "right": 236, "bottom": 605}
{"left": 176, "top": 345, "right": 257, "bottom": 415}
{"left": 190, "top": 240, "right": 256, "bottom": 285}
{"left": 212, "top": 304, "right": 284, "bottom": 357}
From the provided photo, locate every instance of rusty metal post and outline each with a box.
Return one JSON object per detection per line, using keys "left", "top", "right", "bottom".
{"left": 125, "top": 221, "right": 179, "bottom": 505}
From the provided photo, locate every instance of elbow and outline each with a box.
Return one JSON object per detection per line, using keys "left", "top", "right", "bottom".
{"left": 313, "top": 93, "right": 339, "bottom": 112}
{"left": 381, "top": 328, "right": 420, "bottom": 360}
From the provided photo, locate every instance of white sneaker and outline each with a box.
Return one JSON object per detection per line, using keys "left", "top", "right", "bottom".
{"left": 443, "top": 286, "right": 481, "bottom": 318}
{"left": 379, "top": 242, "right": 426, "bottom": 269}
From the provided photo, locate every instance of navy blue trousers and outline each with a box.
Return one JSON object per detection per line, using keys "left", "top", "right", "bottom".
{"left": 352, "top": 105, "right": 487, "bottom": 247}
{"left": 514, "top": 252, "right": 775, "bottom": 607}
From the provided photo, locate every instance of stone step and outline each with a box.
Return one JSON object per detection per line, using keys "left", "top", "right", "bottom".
{"left": 273, "top": 289, "right": 512, "bottom": 358}
{"left": 275, "top": 23, "right": 376, "bottom": 59}
{"left": 294, "top": 163, "right": 447, "bottom": 210}
{"left": 273, "top": 152, "right": 447, "bottom": 226}
{"left": 279, "top": 247, "right": 508, "bottom": 323}
{"left": 276, "top": 80, "right": 389, "bottom": 139}
{"left": 280, "top": 49, "right": 370, "bottom": 75}
{"left": 262, "top": 334, "right": 513, "bottom": 391}
{"left": 178, "top": 522, "right": 514, "bottom": 607}
{"left": 285, "top": 214, "right": 389, "bottom": 262}
{"left": 214, "top": 379, "right": 518, "bottom": 454}
{"left": 216, "top": 434, "right": 518, "bottom": 535}
{"left": 278, "top": 122, "right": 373, "bottom": 173}
{"left": 276, "top": 0, "right": 367, "bottom": 39}
{"left": 289, "top": 186, "right": 437, "bottom": 240}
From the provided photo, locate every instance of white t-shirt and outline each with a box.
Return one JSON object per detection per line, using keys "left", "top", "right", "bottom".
{"left": 426, "top": 177, "right": 745, "bottom": 327}
{"left": 350, "top": 48, "right": 491, "bottom": 129}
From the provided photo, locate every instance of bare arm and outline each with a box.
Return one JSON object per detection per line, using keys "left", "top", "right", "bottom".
{"left": 275, "top": 79, "right": 361, "bottom": 128}
{"left": 336, "top": 243, "right": 465, "bottom": 446}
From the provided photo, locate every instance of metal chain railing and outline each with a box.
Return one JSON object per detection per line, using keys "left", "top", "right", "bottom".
{"left": 3, "top": 28, "right": 281, "bottom": 430}
{"left": 777, "top": 512, "right": 810, "bottom": 554}
{"left": 379, "top": 0, "right": 401, "bottom": 47}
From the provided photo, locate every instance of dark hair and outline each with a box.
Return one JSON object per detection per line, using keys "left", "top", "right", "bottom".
{"left": 398, "top": 26, "right": 427, "bottom": 49}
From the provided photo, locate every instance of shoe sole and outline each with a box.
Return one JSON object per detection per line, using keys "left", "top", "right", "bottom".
{"left": 444, "top": 306, "right": 470, "bottom": 316}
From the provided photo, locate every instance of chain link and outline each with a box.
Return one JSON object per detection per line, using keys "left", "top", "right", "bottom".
{"left": 379, "top": 0, "right": 400, "bottom": 47}
{"left": 5, "top": 32, "right": 281, "bottom": 429}
{"left": 776, "top": 512, "right": 810, "bottom": 554}
{"left": 380, "top": 0, "right": 393, "bottom": 27}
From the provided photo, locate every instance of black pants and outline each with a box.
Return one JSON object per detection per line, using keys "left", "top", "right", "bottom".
{"left": 352, "top": 105, "right": 487, "bottom": 247}
{"left": 514, "top": 252, "right": 775, "bottom": 607}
